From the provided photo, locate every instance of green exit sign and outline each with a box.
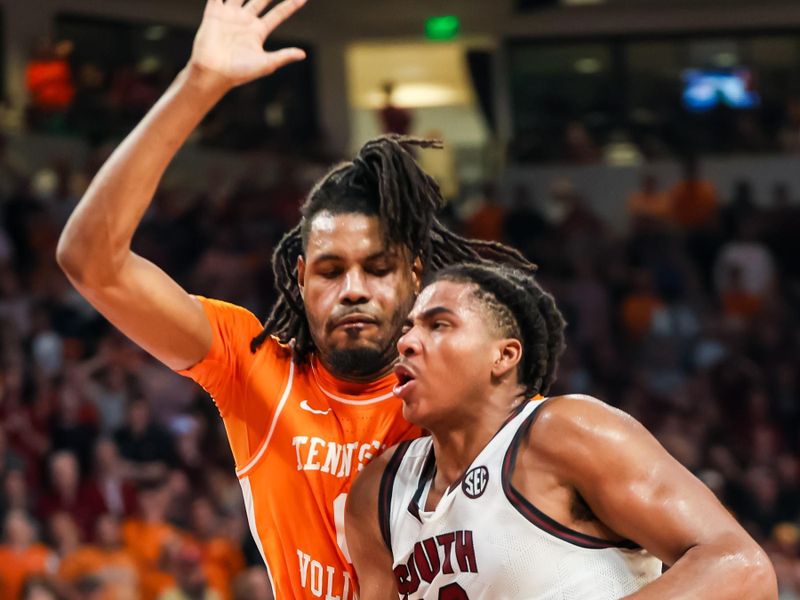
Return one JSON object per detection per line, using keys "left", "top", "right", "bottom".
{"left": 425, "top": 15, "right": 460, "bottom": 40}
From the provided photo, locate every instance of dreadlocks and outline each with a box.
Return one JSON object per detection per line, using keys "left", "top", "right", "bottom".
{"left": 429, "top": 262, "right": 567, "bottom": 398}
{"left": 250, "top": 134, "right": 536, "bottom": 362}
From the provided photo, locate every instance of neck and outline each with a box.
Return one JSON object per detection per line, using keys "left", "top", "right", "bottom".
{"left": 318, "top": 354, "right": 398, "bottom": 383}
{"left": 428, "top": 389, "right": 523, "bottom": 487}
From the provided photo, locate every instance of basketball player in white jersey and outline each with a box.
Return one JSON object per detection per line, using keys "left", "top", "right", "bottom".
{"left": 346, "top": 263, "right": 776, "bottom": 599}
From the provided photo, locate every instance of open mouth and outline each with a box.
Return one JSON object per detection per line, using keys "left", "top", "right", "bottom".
{"left": 393, "top": 364, "right": 417, "bottom": 398}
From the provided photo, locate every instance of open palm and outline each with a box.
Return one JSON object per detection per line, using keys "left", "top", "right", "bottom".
{"left": 191, "top": 0, "right": 307, "bottom": 88}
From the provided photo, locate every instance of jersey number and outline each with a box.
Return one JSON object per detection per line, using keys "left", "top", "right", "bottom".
{"left": 439, "top": 583, "right": 470, "bottom": 599}
{"left": 333, "top": 492, "right": 351, "bottom": 562}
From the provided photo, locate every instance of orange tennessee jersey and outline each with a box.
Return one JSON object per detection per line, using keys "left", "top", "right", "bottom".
{"left": 178, "top": 298, "right": 421, "bottom": 599}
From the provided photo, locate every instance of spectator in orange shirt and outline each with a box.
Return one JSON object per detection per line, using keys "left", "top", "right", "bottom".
{"left": 620, "top": 270, "right": 665, "bottom": 342}
{"left": 158, "top": 543, "right": 222, "bottom": 600}
{"left": 25, "top": 38, "right": 75, "bottom": 131}
{"left": 670, "top": 158, "right": 719, "bottom": 230}
{"left": 122, "top": 482, "right": 182, "bottom": 600}
{"left": 0, "top": 510, "right": 56, "bottom": 600}
{"left": 189, "top": 497, "right": 244, "bottom": 600}
{"left": 628, "top": 172, "right": 672, "bottom": 227}
{"left": 60, "top": 513, "right": 138, "bottom": 600}
{"left": 464, "top": 184, "right": 507, "bottom": 242}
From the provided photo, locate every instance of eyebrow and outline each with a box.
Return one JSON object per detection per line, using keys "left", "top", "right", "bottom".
{"left": 310, "top": 249, "right": 399, "bottom": 265}
{"left": 405, "top": 306, "right": 457, "bottom": 327}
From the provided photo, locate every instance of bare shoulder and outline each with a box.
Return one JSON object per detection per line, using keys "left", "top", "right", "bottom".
{"left": 528, "top": 394, "right": 651, "bottom": 467}
{"left": 533, "top": 394, "right": 642, "bottom": 437}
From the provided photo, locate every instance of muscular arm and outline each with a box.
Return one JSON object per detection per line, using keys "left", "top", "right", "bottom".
{"left": 529, "top": 395, "right": 777, "bottom": 600}
{"left": 346, "top": 447, "right": 399, "bottom": 600}
{"left": 56, "top": 0, "right": 306, "bottom": 371}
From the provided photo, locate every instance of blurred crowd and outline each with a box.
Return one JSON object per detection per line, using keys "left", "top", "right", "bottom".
{"left": 509, "top": 95, "right": 800, "bottom": 165}
{"left": 2, "top": 130, "right": 800, "bottom": 598}
{"left": 26, "top": 35, "right": 800, "bottom": 163}
{"left": 10, "top": 32, "right": 800, "bottom": 600}
{"left": 26, "top": 37, "right": 317, "bottom": 153}
{"left": 0, "top": 139, "right": 309, "bottom": 599}
{"left": 479, "top": 163, "right": 800, "bottom": 599}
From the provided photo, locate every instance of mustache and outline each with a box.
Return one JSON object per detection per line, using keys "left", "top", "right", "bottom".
{"left": 325, "top": 308, "right": 382, "bottom": 332}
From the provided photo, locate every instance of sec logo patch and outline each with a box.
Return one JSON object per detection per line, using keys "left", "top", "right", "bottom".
{"left": 462, "top": 466, "right": 489, "bottom": 499}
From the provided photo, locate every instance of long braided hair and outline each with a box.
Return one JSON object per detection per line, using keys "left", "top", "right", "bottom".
{"left": 250, "top": 135, "right": 536, "bottom": 362}
{"left": 429, "top": 263, "right": 567, "bottom": 398}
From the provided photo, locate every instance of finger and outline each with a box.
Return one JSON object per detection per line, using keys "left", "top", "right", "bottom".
{"left": 258, "top": 48, "right": 306, "bottom": 77}
{"left": 245, "top": 0, "right": 274, "bottom": 14}
{"left": 261, "top": 0, "right": 307, "bottom": 36}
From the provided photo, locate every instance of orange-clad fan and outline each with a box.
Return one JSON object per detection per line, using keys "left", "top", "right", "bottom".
{"left": 122, "top": 483, "right": 184, "bottom": 600}
{"left": 189, "top": 497, "right": 245, "bottom": 600}
{"left": 59, "top": 513, "right": 139, "bottom": 600}
{"left": 0, "top": 510, "right": 55, "bottom": 600}
{"left": 25, "top": 39, "right": 75, "bottom": 113}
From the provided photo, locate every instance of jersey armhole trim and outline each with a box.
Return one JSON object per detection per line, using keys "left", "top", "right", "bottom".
{"left": 378, "top": 440, "right": 414, "bottom": 552}
{"left": 501, "top": 400, "right": 641, "bottom": 551}
{"left": 236, "top": 360, "right": 296, "bottom": 478}
{"left": 407, "top": 443, "right": 437, "bottom": 523}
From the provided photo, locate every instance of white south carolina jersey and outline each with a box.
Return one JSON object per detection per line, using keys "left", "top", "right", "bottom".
{"left": 378, "top": 399, "right": 662, "bottom": 599}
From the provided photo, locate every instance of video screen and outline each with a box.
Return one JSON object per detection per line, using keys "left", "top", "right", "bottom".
{"left": 682, "top": 68, "right": 760, "bottom": 112}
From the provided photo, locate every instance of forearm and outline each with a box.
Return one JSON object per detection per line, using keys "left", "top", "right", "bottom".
{"left": 57, "top": 64, "right": 227, "bottom": 283}
{"left": 624, "top": 542, "right": 777, "bottom": 600}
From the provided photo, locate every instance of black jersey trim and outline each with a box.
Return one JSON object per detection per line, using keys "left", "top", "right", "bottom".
{"left": 502, "top": 400, "right": 641, "bottom": 551}
{"left": 378, "top": 440, "right": 414, "bottom": 552}
{"left": 407, "top": 444, "right": 437, "bottom": 522}
{"left": 445, "top": 399, "right": 533, "bottom": 496}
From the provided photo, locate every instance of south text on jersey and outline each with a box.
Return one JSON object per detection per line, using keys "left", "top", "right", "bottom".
{"left": 394, "top": 530, "right": 478, "bottom": 596}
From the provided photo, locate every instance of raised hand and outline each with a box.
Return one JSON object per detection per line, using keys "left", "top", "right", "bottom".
{"left": 190, "top": 0, "right": 307, "bottom": 90}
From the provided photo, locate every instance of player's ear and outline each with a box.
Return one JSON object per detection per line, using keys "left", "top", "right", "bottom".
{"left": 492, "top": 338, "right": 522, "bottom": 380}
{"left": 411, "top": 256, "right": 423, "bottom": 294}
{"left": 297, "top": 255, "right": 306, "bottom": 299}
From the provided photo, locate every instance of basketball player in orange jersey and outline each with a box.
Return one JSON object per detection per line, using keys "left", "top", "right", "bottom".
{"left": 55, "top": 1, "right": 532, "bottom": 598}
{"left": 347, "top": 263, "right": 777, "bottom": 599}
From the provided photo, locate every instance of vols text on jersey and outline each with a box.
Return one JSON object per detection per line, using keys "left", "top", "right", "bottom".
{"left": 297, "top": 548, "right": 357, "bottom": 600}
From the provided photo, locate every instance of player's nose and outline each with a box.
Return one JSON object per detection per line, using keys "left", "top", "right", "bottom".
{"left": 338, "top": 268, "right": 370, "bottom": 305}
{"left": 397, "top": 328, "right": 421, "bottom": 357}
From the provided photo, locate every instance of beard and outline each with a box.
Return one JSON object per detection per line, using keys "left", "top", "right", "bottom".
{"left": 326, "top": 344, "right": 394, "bottom": 379}
{"left": 317, "top": 294, "right": 415, "bottom": 380}
{"left": 323, "top": 309, "right": 408, "bottom": 380}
